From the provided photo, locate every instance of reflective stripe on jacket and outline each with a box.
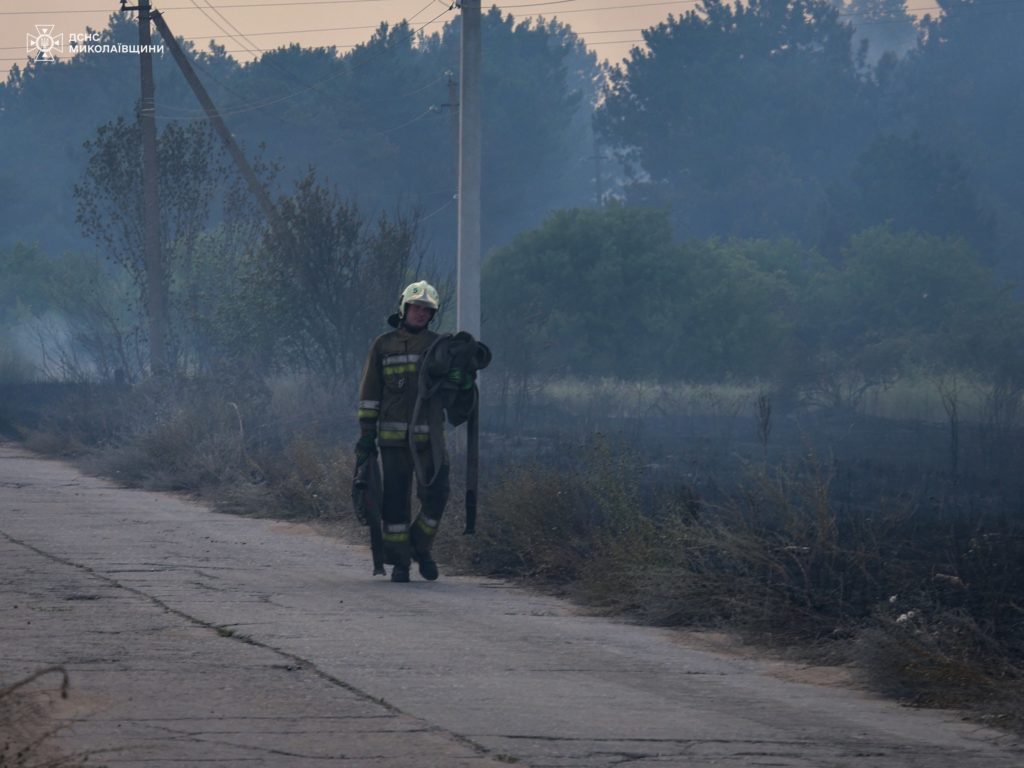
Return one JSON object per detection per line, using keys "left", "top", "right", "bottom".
{"left": 358, "top": 326, "right": 440, "bottom": 448}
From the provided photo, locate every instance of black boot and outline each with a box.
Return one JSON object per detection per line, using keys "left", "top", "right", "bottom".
{"left": 417, "top": 557, "right": 438, "bottom": 581}
{"left": 411, "top": 513, "right": 440, "bottom": 581}
{"left": 390, "top": 565, "right": 410, "bottom": 583}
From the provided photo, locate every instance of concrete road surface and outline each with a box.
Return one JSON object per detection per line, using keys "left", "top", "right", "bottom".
{"left": 1, "top": 443, "right": 1020, "bottom": 767}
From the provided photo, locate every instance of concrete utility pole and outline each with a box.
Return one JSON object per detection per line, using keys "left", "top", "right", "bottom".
{"left": 446, "top": 71, "right": 459, "bottom": 197}
{"left": 131, "top": 0, "right": 169, "bottom": 373}
{"left": 457, "top": 0, "right": 482, "bottom": 339}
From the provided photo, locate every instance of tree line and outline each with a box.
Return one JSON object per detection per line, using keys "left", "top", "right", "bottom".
{"left": 3, "top": 1, "right": 1022, "bottom": 270}
{"left": 1, "top": 0, "right": 1023, "bottom": 393}
{"left": 483, "top": 207, "right": 1024, "bottom": 410}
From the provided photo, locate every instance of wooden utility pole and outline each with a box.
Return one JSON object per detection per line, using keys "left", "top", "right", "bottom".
{"left": 457, "top": 0, "right": 482, "bottom": 339}
{"left": 132, "top": 0, "right": 169, "bottom": 373}
{"left": 150, "top": 11, "right": 279, "bottom": 228}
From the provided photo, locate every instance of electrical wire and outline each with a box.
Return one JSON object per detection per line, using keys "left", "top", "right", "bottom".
{"left": 196, "top": 0, "right": 344, "bottom": 106}
{"left": 379, "top": 105, "right": 437, "bottom": 133}
{"left": 420, "top": 195, "right": 456, "bottom": 222}
{"left": 139, "top": 3, "right": 454, "bottom": 120}
{"left": 200, "top": 1, "right": 263, "bottom": 59}
{"left": 187, "top": 0, "right": 259, "bottom": 63}
{"left": 201, "top": 0, "right": 439, "bottom": 108}
{"left": 1, "top": 0, "right": 394, "bottom": 13}
{"left": 502, "top": 0, "right": 580, "bottom": 7}
{"left": 320, "top": 104, "right": 440, "bottom": 145}
{"left": 395, "top": 70, "right": 451, "bottom": 97}
{"left": 3, "top": 0, "right": 1011, "bottom": 61}
{"left": 4, "top": 0, "right": 1018, "bottom": 13}
{"left": 0, "top": 0, "right": 992, "bottom": 45}
{"left": 532, "top": 1, "right": 709, "bottom": 15}
{"left": 0, "top": 22, "right": 426, "bottom": 49}
{"left": 11, "top": 3, "right": 455, "bottom": 129}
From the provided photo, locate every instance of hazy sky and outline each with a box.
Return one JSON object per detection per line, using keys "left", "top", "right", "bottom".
{"left": 4, "top": 0, "right": 935, "bottom": 82}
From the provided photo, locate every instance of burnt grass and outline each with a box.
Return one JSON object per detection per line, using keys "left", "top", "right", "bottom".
{"left": 2, "top": 378, "right": 1023, "bottom": 734}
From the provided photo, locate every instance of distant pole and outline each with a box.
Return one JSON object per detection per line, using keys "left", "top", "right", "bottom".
{"left": 457, "top": 0, "right": 481, "bottom": 339}
{"left": 594, "top": 140, "right": 604, "bottom": 208}
{"left": 135, "top": 0, "right": 169, "bottom": 373}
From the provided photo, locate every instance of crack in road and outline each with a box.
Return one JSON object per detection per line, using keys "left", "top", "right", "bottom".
{"left": 139, "top": 723, "right": 361, "bottom": 761}
{"left": 0, "top": 527, "right": 520, "bottom": 767}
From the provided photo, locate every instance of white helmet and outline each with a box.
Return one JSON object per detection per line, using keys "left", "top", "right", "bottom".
{"left": 398, "top": 280, "right": 440, "bottom": 318}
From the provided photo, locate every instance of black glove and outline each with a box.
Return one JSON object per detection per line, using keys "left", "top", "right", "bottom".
{"left": 355, "top": 433, "right": 377, "bottom": 465}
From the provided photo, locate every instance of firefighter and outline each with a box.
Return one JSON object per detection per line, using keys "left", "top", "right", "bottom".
{"left": 354, "top": 281, "right": 472, "bottom": 582}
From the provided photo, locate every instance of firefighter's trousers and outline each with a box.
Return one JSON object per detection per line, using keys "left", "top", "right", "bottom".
{"left": 380, "top": 446, "right": 450, "bottom": 568}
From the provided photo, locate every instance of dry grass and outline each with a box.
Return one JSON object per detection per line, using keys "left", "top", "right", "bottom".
{"left": 448, "top": 439, "right": 1024, "bottom": 727}
{"left": 523, "top": 372, "right": 1023, "bottom": 431}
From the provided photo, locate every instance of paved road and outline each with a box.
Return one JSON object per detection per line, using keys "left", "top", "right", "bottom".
{"left": 1, "top": 443, "right": 1020, "bottom": 767}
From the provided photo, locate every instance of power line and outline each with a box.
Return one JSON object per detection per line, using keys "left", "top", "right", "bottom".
{"left": 380, "top": 106, "right": 438, "bottom": 133}
{"left": 150, "top": 0, "right": 440, "bottom": 117}
{"left": 397, "top": 71, "right": 450, "bottom": 96}
{"left": 1, "top": 19, "right": 455, "bottom": 50}
{"left": 420, "top": 196, "right": 456, "bottom": 222}
{"left": 536, "top": 1, "right": 706, "bottom": 15}
{"left": 187, "top": 0, "right": 259, "bottom": 61}
{"left": 199, "top": 1, "right": 263, "bottom": 59}
{"left": 3, "top": 0, "right": 1017, "bottom": 14}
{"left": 0, "top": 0, "right": 692, "bottom": 15}
{"left": 163, "top": 21, "right": 384, "bottom": 37}
{"left": 0, "top": 0, "right": 392, "bottom": 14}
{"left": 322, "top": 104, "right": 442, "bottom": 145}
{"left": 197, "top": 0, "right": 333, "bottom": 101}
{"left": 143, "top": 3, "right": 455, "bottom": 120}
{"left": 504, "top": 0, "right": 1020, "bottom": 16}
{"left": 3, "top": 0, "right": 1005, "bottom": 61}
{"left": 502, "top": 0, "right": 580, "bottom": 7}
{"left": 187, "top": 0, "right": 440, "bottom": 112}
{"left": 0, "top": 0, "right": 981, "bottom": 38}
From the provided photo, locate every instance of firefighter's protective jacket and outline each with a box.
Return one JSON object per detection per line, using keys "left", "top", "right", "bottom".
{"left": 358, "top": 323, "right": 440, "bottom": 449}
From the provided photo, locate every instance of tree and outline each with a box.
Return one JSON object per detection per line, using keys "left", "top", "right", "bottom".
{"left": 483, "top": 206, "right": 817, "bottom": 388}
{"left": 794, "top": 227, "right": 1022, "bottom": 406}
{"left": 179, "top": 10, "right": 600, "bottom": 265}
{"left": 243, "top": 171, "right": 418, "bottom": 382}
{"left": 664, "top": 237, "right": 813, "bottom": 380}
{"left": 484, "top": 206, "right": 677, "bottom": 383}
{"left": 841, "top": 0, "right": 917, "bottom": 64}
{"left": 470, "top": 11, "right": 599, "bottom": 249}
{"left": 820, "top": 133, "right": 994, "bottom": 254}
{"left": 73, "top": 116, "right": 258, "bottom": 373}
{"left": 2, "top": 8, "right": 602, "bottom": 271}
{"left": 597, "top": 0, "right": 872, "bottom": 241}
{"left": 0, "top": 13, "right": 237, "bottom": 255}
{"left": 890, "top": 0, "right": 1024, "bottom": 274}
